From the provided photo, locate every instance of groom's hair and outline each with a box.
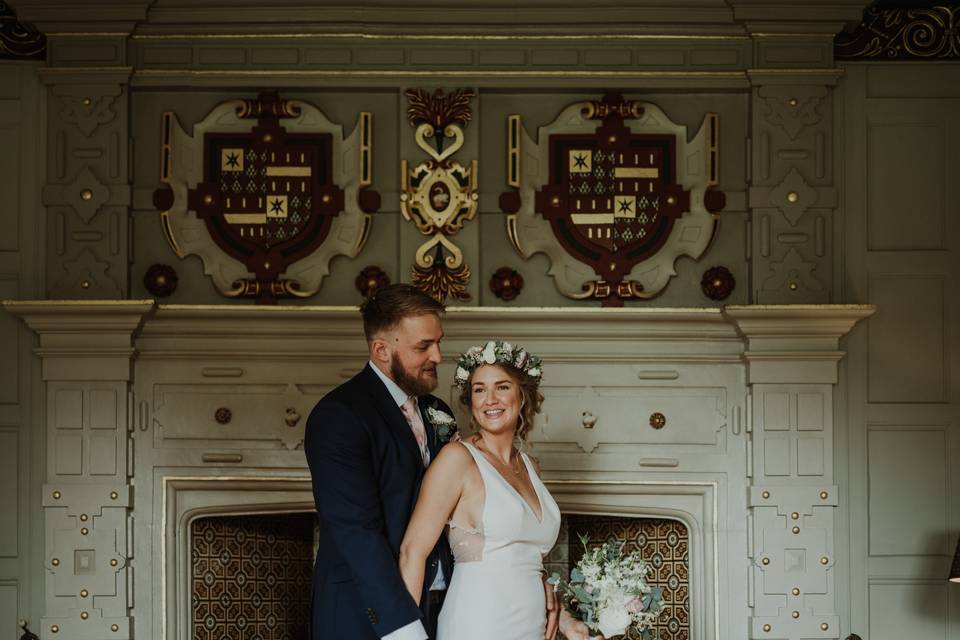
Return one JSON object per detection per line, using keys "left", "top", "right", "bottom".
{"left": 361, "top": 283, "right": 445, "bottom": 341}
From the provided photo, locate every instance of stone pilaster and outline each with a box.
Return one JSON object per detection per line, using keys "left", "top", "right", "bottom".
{"left": 725, "top": 305, "right": 874, "bottom": 640}
{"left": 1, "top": 300, "right": 154, "bottom": 640}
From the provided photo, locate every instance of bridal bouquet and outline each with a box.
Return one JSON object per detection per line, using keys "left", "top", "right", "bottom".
{"left": 549, "top": 536, "right": 665, "bottom": 639}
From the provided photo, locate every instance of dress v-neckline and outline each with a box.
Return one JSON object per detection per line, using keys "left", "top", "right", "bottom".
{"left": 466, "top": 441, "right": 544, "bottom": 524}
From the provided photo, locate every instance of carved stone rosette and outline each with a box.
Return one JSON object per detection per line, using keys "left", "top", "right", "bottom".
{"left": 500, "top": 93, "right": 724, "bottom": 307}
{"left": 152, "top": 91, "right": 379, "bottom": 303}
{"left": 400, "top": 88, "right": 478, "bottom": 302}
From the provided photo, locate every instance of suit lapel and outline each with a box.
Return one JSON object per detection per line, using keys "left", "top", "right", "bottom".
{"left": 360, "top": 365, "right": 424, "bottom": 470}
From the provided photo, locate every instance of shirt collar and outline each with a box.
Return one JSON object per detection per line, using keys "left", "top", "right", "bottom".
{"left": 368, "top": 360, "right": 412, "bottom": 407}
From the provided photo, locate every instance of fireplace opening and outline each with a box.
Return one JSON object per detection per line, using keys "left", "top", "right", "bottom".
{"left": 191, "top": 512, "right": 689, "bottom": 640}
{"left": 191, "top": 514, "right": 314, "bottom": 640}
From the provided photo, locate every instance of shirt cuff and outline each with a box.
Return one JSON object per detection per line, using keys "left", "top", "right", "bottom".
{"left": 382, "top": 619, "right": 428, "bottom": 640}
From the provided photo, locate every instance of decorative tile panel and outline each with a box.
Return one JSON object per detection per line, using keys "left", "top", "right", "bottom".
{"left": 191, "top": 514, "right": 313, "bottom": 640}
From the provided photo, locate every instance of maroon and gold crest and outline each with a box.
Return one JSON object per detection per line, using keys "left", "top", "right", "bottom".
{"left": 154, "top": 91, "right": 378, "bottom": 303}
{"left": 502, "top": 94, "right": 725, "bottom": 305}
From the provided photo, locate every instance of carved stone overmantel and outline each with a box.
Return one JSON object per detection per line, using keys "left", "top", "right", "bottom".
{"left": 3, "top": 301, "right": 873, "bottom": 640}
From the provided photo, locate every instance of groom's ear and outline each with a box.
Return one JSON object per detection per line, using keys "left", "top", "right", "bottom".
{"left": 369, "top": 333, "right": 391, "bottom": 365}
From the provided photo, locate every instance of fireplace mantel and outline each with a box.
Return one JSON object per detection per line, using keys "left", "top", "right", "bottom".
{"left": 2, "top": 300, "right": 873, "bottom": 640}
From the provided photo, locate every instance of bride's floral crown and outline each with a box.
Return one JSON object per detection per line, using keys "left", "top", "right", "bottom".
{"left": 454, "top": 340, "right": 542, "bottom": 389}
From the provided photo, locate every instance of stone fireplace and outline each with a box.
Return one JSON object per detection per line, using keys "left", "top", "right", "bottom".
{"left": 3, "top": 302, "right": 872, "bottom": 640}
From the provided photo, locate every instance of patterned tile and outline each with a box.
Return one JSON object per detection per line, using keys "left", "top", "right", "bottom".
{"left": 191, "top": 514, "right": 314, "bottom": 640}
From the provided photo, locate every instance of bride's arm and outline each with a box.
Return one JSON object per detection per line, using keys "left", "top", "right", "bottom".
{"left": 399, "top": 443, "right": 470, "bottom": 605}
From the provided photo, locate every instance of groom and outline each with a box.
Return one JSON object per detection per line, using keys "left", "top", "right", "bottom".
{"left": 305, "top": 284, "right": 460, "bottom": 639}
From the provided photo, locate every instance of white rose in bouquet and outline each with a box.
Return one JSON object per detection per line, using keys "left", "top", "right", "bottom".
{"left": 597, "top": 604, "right": 631, "bottom": 639}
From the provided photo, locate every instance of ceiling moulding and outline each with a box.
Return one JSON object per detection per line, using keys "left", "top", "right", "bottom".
{"left": 14, "top": 0, "right": 872, "bottom": 38}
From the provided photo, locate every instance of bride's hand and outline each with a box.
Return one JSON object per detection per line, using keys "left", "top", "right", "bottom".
{"left": 542, "top": 575, "right": 559, "bottom": 639}
{"left": 558, "top": 608, "right": 604, "bottom": 640}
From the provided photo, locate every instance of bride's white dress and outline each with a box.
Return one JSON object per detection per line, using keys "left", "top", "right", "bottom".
{"left": 437, "top": 441, "right": 561, "bottom": 640}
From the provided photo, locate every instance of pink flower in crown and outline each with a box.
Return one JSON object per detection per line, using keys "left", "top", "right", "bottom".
{"left": 626, "top": 597, "right": 644, "bottom": 614}
{"left": 514, "top": 349, "right": 528, "bottom": 369}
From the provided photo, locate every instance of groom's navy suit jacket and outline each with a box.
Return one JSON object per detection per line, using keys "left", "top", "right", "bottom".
{"left": 305, "top": 364, "right": 454, "bottom": 639}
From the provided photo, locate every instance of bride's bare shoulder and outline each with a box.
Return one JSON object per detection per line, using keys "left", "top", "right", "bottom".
{"left": 434, "top": 440, "right": 474, "bottom": 469}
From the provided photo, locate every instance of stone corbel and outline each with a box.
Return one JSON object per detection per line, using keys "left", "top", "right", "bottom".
{"left": 1, "top": 300, "right": 154, "bottom": 380}
{"left": 723, "top": 304, "right": 875, "bottom": 384}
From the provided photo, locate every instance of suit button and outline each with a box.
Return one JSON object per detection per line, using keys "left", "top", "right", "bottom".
{"left": 366, "top": 608, "right": 378, "bottom": 624}
{"left": 430, "top": 561, "right": 437, "bottom": 568}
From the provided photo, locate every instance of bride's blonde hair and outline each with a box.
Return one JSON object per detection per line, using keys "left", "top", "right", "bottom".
{"left": 458, "top": 362, "right": 543, "bottom": 447}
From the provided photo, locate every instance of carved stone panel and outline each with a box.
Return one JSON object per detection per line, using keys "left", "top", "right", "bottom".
{"left": 749, "top": 77, "right": 837, "bottom": 304}
{"left": 43, "top": 75, "right": 131, "bottom": 298}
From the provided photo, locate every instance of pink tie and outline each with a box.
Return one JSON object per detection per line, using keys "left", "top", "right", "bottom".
{"left": 400, "top": 397, "right": 429, "bottom": 464}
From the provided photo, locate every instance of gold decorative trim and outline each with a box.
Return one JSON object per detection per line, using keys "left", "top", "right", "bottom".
{"left": 131, "top": 33, "right": 749, "bottom": 41}
{"left": 45, "top": 32, "right": 130, "bottom": 36}
{"left": 507, "top": 115, "right": 521, "bottom": 188}
{"left": 134, "top": 69, "right": 745, "bottom": 78}
{"left": 358, "top": 111, "right": 373, "bottom": 188}
{"left": 41, "top": 65, "right": 134, "bottom": 72}
{"left": 159, "top": 211, "right": 184, "bottom": 258}
{"left": 1, "top": 298, "right": 154, "bottom": 306}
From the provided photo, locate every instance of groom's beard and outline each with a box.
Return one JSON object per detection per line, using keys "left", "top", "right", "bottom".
{"left": 390, "top": 353, "right": 438, "bottom": 397}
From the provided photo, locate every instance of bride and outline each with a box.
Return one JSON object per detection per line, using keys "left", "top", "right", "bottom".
{"left": 399, "top": 341, "right": 596, "bottom": 640}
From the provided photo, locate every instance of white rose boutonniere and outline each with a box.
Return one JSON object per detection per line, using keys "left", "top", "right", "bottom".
{"left": 426, "top": 405, "right": 458, "bottom": 446}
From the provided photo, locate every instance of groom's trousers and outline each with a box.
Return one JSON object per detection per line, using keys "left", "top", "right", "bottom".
{"left": 423, "top": 589, "right": 446, "bottom": 640}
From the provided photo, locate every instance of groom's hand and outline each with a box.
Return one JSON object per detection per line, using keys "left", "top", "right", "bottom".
{"left": 542, "top": 575, "right": 558, "bottom": 639}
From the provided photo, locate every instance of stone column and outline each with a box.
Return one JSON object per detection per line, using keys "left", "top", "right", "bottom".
{"left": 2, "top": 300, "right": 153, "bottom": 640}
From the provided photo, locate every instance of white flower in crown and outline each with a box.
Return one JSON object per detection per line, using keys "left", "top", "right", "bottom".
{"left": 528, "top": 367, "right": 541, "bottom": 378}
{"left": 481, "top": 341, "right": 497, "bottom": 364}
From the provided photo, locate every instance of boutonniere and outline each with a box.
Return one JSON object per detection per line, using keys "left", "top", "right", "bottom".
{"left": 425, "top": 404, "right": 458, "bottom": 446}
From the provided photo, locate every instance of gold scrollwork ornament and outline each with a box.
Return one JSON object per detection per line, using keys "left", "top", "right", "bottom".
{"left": 401, "top": 88, "right": 478, "bottom": 302}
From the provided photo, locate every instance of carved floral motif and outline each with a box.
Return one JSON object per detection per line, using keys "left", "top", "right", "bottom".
{"left": 489, "top": 267, "right": 524, "bottom": 302}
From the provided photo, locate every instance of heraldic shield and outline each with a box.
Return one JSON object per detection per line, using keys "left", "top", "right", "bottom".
{"left": 500, "top": 93, "right": 725, "bottom": 306}
{"left": 153, "top": 91, "right": 379, "bottom": 303}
